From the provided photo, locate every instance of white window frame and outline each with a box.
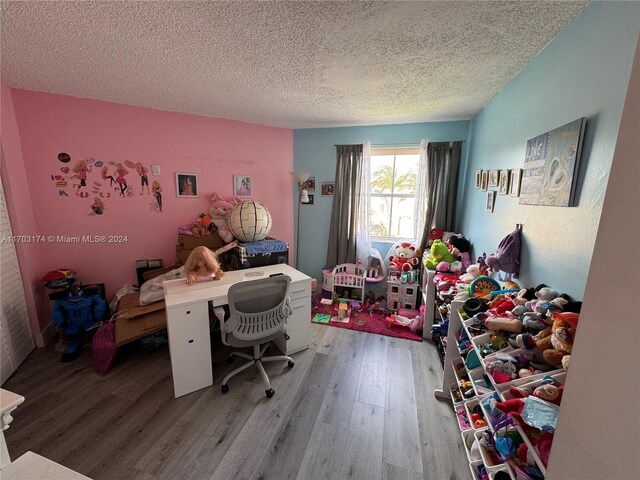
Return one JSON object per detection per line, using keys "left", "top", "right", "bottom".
{"left": 369, "top": 147, "right": 420, "bottom": 242}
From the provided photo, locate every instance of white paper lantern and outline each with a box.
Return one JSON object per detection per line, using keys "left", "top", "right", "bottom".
{"left": 229, "top": 201, "right": 272, "bottom": 243}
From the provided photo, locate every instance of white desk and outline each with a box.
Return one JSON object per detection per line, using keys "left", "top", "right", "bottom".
{"left": 163, "top": 264, "right": 312, "bottom": 398}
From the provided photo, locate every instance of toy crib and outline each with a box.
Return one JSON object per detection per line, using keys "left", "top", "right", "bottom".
{"left": 322, "top": 263, "right": 366, "bottom": 301}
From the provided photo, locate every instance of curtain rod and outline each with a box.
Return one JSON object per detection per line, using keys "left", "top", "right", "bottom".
{"left": 333, "top": 140, "right": 465, "bottom": 147}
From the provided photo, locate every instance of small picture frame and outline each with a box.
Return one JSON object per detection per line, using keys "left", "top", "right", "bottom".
{"left": 176, "top": 173, "right": 198, "bottom": 197}
{"left": 233, "top": 175, "right": 252, "bottom": 197}
{"left": 499, "top": 169, "right": 510, "bottom": 195}
{"left": 303, "top": 176, "right": 316, "bottom": 192}
{"left": 305, "top": 194, "right": 314, "bottom": 205}
{"left": 475, "top": 170, "right": 482, "bottom": 189}
{"left": 509, "top": 169, "right": 522, "bottom": 197}
{"left": 321, "top": 181, "right": 335, "bottom": 195}
{"left": 151, "top": 164, "right": 161, "bottom": 176}
{"left": 481, "top": 171, "right": 489, "bottom": 191}
{"left": 488, "top": 170, "right": 499, "bottom": 187}
{"left": 486, "top": 191, "right": 496, "bottom": 212}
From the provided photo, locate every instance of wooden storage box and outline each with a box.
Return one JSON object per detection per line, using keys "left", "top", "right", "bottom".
{"left": 115, "top": 292, "right": 167, "bottom": 346}
{"left": 178, "top": 234, "right": 226, "bottom": 250}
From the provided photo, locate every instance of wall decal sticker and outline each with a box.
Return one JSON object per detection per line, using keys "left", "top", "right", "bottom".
{"left": 151, "top": 180, "right": 163, "bottom": 212}
{"left": 89, "top": 197, "right": 105, "bottom": 215}
{"left": 71, "top": 158, "right": 92, "bottom": 196}
{"left": 58, "top": 152, "right": 71, "bottom": 163}
{"left": 135, "top": 162, "right": 150, "bottom": 195}
{"left": 114, "top": 163, "right": 129, "bottom": 197}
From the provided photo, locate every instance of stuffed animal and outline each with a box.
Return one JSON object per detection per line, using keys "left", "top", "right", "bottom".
{"left": 534, "top": 311, "right": 579, "bottom": 367}
{"left": 459, "top": 264, "right": 481, "bottom": 283}
{"left": 449, "top": 235, "right": 472, "bottom": 270}
{"left": 425, "top": 240, "right": 456, "bottom": 270}
{"left": 209, "top": 193, "right": 240, "bottom": 243}
{"left": 389, "top": 242, "right": 419, "bottom": 272}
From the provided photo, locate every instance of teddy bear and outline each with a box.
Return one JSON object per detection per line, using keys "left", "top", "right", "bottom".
{"left": 533, "top": 311, "right": 579, "bottom": 368}
{"left": 459, "top": 264, "right": 480, "bottom": 283}
{"left": 424, "top": 239, "right": 456, "bottom": 270}
{"left": 209, "top": 192, "right": 240, "bottom": 243}
{"left": 389, "top": 242, "right": 419, "bottom": 272}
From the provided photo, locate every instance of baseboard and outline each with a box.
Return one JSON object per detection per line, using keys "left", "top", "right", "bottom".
{"left": 35, "top": 322, "right": 56, "bottom": 348}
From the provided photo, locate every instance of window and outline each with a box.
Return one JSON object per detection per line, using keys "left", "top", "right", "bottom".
{"left": 369, "top": 148, "right": 420, "bottom": 240}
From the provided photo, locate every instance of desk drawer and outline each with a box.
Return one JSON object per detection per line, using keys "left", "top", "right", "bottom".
{"left": 290, "top": 281, "right": 311, "bottom": 301}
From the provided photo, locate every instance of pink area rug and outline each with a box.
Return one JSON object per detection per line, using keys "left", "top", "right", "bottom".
{"left": 311, "top": 305, "right": 423, "bottom": 342}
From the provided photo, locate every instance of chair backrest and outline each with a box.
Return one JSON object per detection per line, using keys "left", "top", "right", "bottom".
{"left": 225, "top": 275, "right": 292, "bottom": 342}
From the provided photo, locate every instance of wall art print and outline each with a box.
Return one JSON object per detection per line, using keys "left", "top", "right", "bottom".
{"left": 233, "top": 175, "right": 252, "bottom": 197}
{"left": 519, "top": 118, "right": 586, "bottom": 207}
{"left": 321, "top": 181, "right": 335, "bottom": 195}
{"left": 177, "top": 173, "right": 198, "bottom": 197}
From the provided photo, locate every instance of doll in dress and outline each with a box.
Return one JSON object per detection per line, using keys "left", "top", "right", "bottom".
{"left": 184, "top": 246, "right": 224, "bottom": 285}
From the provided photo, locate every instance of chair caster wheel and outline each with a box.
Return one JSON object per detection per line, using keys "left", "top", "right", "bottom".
{"left": 288, "top": 361, "right": 295, "bottom": 368}
{"left": 221, "top": 384, "right": 229, "bottom": 394}
{"left": 265, "top": 388, "right": 275, "bottom": 398}
{"left": 226, "top": 355, "right": 234, "bottom": 364}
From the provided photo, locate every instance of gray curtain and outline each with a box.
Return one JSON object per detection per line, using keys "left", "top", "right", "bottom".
{"left": 418, "top": 141, "right": 462, "bottom": 252}
{"left": 326, "top": 144, "right": 363, "bottom": 266}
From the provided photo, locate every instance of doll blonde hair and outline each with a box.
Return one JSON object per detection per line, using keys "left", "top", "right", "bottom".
{"left": 184, "top": 246, "right": 220, "bottom": 275}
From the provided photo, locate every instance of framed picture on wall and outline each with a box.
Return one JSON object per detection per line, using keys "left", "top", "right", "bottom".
{"left": 510, "top": 169, "right": 522, "bottom": 197}
{"left": 488, "top": 169, "right": 499, "bottom": 187}
{"left": 321, "top": 181, "right": 335, "bottom": 195}
{"left": 481, "top": 171, "right": 489, "bottom": 191}
{"left": 176, "top": 173, "right": 198, "bottom": 197}
{"left": 499, "top": 169, "right": 510, "bottom": 195}
{"left": 475, "top": 170, "right": 483, "bottom": 189}
{"left": 302, "top": 176, "right": 316, "bottom": 192}
{"left": 233, "top": 175, "right": 252, "bottom": 197}
{"left": 486, "top": 191, "right": 496, "bottom": 212}
{"left": 305, "top": 194, "right": 314, "bottom": 205}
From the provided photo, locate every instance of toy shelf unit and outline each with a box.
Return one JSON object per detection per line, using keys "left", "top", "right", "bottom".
{"left": 386, "top": 267, "right": 419, "bottom": 311}
{"left": 323, "top": 263, "right": 366, "bottom": 301}
{"left": 437, "top": 300, "right": 561, "bottom": 479}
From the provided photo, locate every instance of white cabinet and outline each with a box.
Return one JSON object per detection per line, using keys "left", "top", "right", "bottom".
{"left": 165, "top": 302, "right": 212, "bottom": 398}
{"left": 274, "top": 279, "right": 311, "bottom": 355}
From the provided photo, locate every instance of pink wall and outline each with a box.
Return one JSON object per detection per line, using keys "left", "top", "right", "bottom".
{"left": 1, "top": 84, "right": 44, "bottom": 336}
{"left": 5, "top": 88, "right": 293, "bottom": 333}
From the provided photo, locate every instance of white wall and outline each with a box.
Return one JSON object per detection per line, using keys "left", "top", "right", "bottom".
{"left": 547, "top": 37, "right": 640, "bottom": 480}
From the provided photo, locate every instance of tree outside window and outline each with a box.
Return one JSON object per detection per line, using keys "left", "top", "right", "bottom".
{"left": 369, "top": 153, "right": 419, "bottom": 240}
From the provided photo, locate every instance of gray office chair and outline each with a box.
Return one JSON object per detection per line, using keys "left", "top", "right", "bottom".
{"left": 214, "top": 275, "right": 295, "bottom": 398}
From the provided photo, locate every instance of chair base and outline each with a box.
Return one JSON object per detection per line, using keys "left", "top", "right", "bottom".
{"left": 221, "top": 343, "right": 294, "bottom": 397}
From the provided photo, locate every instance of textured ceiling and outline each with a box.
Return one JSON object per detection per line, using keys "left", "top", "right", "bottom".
{"left": 1, "top": 1, "right": 589, "bottom": 129}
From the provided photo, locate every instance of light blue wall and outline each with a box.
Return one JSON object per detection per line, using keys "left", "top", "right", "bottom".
{"left": 293, "top": 122, "right": 470, "bottom": 281}
{"left": 457, "top": 1, "right": 639, "bottom": 300}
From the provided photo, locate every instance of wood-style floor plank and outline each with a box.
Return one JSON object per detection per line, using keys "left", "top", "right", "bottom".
{"left": 3, "top": 325, "right": 470, "bottom": 480}
{"left": 355, "top": 333, "right": 388, "bottom": 407}
{"left": 410, "top": 339, "right": 471, "bottom": 480}
{"left": 295, "top": 421, "right": 348, "bottom": 480}
{"left": 383, "top": 346, "right": 423, "bottom": 474}
{"left": 337, "top": 400, "right": 385, "bottom": 480}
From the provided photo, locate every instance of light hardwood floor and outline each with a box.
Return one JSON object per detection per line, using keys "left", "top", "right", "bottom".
{"left": 3, "top": 325, "right": 470, "bottom": 480}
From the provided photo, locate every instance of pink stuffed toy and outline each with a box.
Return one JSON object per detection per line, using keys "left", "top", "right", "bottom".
{"left": 209, "top": 193, "right": 240, "bottom": 243}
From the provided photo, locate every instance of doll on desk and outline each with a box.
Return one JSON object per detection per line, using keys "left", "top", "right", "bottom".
{"left": 185, "top": 246, "right": 225, "bottom": 285}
